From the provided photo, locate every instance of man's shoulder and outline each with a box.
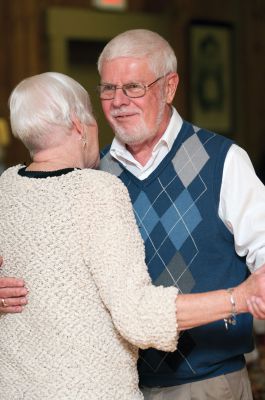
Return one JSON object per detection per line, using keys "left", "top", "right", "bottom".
{"left": 186, "top": 122, "right": 232, "bottom": 143}
{"left": 99, "top": 145, "right": 124, "bottom": 178}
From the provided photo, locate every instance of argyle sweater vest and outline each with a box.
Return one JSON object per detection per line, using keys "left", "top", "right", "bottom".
{"left": 100, "top": 121, "right": 254, "bottom": 387}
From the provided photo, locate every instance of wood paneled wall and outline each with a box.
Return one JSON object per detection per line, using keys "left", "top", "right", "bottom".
{"left": 0, "top": 0, "right": 264, "bottom": 167}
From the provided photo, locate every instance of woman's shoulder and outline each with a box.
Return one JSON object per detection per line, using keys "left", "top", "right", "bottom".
{"left": 0, "top": 164, "right": 23, "bottom": 180}
{"left": 78, "top": 169, "right": 127, "bottom": 192}
{"left": 74, "top": 169, "right": 130, "bottom": 208}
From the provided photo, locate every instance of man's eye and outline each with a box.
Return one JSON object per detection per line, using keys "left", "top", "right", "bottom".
{"left": 125, "top": 83, "right": 142, "bottom": 90}
{"left": 102, "top": 85, "right": 115, "bottom": 92}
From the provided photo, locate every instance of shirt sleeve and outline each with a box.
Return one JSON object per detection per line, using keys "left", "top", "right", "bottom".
{"left": 219, "top": 144, "right": 265, "bottom": 271}
{"left": 80, "top": 173, "right": 178, "bottom": 351}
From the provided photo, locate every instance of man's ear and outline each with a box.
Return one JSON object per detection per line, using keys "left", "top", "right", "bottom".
{"left": 165, "top": 73, "right": 179, "bottom": 104}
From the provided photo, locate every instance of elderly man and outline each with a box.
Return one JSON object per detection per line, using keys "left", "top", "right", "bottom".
{"left": 1, "top": 29, "right": 265, "bottom": 400}
{"left": 96, "top": 29, "right": 265, "bottom": 399}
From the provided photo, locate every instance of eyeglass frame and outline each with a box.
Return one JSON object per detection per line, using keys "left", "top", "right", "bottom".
{"left": 97, "top": 75, "right": 166, "bottom": 100}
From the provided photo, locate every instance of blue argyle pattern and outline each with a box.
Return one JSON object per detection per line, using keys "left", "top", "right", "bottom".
{"left": 133, "top": 171, "right": 203, "bottom": 288}
{"left": 100, "top": 125, "right": 210, "bottom": 375}
{"left": 100, "top": 121, "right": 253, "bottom": 386}
{"left": 101, "top": 126, "right": 209, "bottom": 292}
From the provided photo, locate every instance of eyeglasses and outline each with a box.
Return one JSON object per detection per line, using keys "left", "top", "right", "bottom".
{"left": 97, "top": 76, "right": 165, "bottom": 100}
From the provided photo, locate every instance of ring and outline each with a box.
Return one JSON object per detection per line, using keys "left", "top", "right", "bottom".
{"left": 1, "top": 298, "right": 7, "bottom": 307}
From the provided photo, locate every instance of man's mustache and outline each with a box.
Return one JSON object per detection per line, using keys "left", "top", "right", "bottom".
{"left": 110, "top": 107, "right": 140, "bottom": 118}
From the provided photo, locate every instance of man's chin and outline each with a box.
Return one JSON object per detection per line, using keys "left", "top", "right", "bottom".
{"left": 115, "top": 132, "right": 146, "bottom": 146}
{"left": 112, "top": 123, "right": 153, "bottom": 146}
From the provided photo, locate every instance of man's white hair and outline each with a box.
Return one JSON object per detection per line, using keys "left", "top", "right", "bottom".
{"left": 97, "top": 29, "right": 177, "bottom": 77}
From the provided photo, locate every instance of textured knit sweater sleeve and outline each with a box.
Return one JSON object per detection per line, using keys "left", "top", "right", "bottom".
{"left": 79, "top": 171, "right": 178, "bottom": 351}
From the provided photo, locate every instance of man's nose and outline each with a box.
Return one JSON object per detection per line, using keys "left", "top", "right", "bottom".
{"left": 112, "top": 87, "right": 131, "bottom": 107}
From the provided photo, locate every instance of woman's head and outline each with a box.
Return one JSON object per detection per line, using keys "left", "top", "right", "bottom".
{"left": 9, "top": 72, "right": 96, "bottom": 156}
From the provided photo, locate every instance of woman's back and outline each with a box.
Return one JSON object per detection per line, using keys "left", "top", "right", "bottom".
{"left": 0, "top": 166, "right": 144, "bottom": 400}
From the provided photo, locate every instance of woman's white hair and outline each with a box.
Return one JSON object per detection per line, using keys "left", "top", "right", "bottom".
{"left": 97, "top": 29, "right": 177, "bottom": 77}
{"left": 9, "top": 72, "right": 95, "bottom": 154}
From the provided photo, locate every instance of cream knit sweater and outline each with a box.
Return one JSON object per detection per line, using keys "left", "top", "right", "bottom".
{"left": 0, "top": 166, "right": 178, "bottom": 400}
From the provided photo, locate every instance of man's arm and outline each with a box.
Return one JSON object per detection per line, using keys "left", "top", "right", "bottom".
{"left": 219, "top": 145, "right": 265, "bottom": 270}
{"left": 0, "top": 256, "right": 28, "bottom": 314}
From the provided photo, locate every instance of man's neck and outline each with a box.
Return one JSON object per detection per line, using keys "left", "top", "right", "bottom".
{"left": 126, "top": 131, "right": 164, "bottom": 166}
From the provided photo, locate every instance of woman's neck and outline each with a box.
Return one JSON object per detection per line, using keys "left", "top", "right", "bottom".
{"left": 26, "top": 160, "right": 78, "bottom": 172}
{"left": 26, "top": 143, "right": 85, "bottom": 171}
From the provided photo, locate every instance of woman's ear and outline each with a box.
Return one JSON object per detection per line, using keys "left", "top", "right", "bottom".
{"left": 71, "top": 115, "right": 83, "bottom": 138}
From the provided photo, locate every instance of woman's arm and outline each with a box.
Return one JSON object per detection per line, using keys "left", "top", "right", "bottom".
{"left": 177, "top": 265, "right": 265, "bottom": 330}
{"left": 80, "top": 174, "right": 178, "bottom": 351}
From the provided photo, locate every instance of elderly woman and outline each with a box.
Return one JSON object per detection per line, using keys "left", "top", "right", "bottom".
{"left": 0, "top": 72, "right": 178, "bottom": 400}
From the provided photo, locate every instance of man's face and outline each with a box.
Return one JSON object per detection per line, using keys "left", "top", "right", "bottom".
{"left": 100, "top": 57, "right": 173, "bottom": 146}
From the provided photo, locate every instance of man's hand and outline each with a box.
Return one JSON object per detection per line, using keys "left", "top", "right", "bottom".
{"left": 0, "top": 256, "right": 28, "bottom": 314}
{"left": 244, "top": 265, "right": 265, "bottom": 319}
{"left": 235, "top": 263, "right": 265, "bottom": 317}
{"left": 247, "top": 296, "right": 265, "bottom": 319}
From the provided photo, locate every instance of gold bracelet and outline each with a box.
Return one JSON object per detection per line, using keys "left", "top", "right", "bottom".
{"left": 224, "top": 288, "right": 237, "bottom": 330}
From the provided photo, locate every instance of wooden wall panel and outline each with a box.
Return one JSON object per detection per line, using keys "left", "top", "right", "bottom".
{"left": 243, "top": 0, "right": 265, "bottom": 164}
{"left": 0, "top": 0, "right": 264, "bottom": 167}
{"left": 169, "top": 0, "right": 265, "bottom": 164}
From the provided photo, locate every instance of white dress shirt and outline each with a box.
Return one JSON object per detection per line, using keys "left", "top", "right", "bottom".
{"left": 110, "top": 108, "right": 265, "bottom": 271}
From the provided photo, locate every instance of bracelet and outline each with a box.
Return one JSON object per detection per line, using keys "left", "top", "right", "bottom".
{"left": 224, "top": 288, "right": 237, "bottom": 330}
